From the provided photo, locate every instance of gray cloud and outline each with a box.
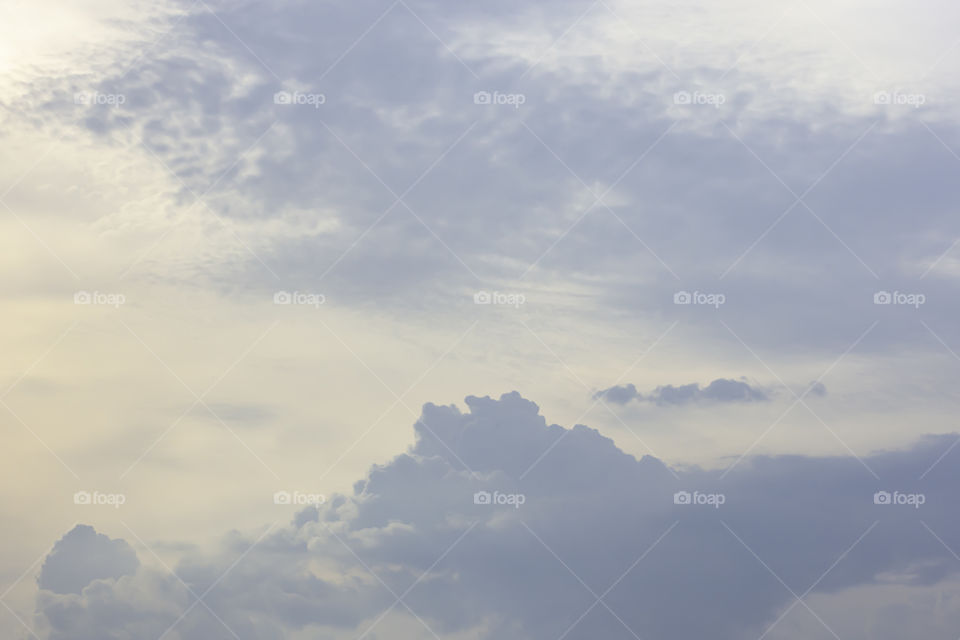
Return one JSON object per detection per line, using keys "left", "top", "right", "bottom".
{"left": 808, "top": 381, "right": 828, "bottom": 397}
{"left": 31, "top": 393, "right": 960, "bottom": 639}
{"left": 593, "top": 383, "right": 640, "bottom": 404}
{"left": 596, "top": 377, "right": 769, "bottom": 405}
{"left": 37, "top": 525, "right": 139, "bottom": 596}
{"left": 7, "top": 2, "right": 960, "bottom": 637}
{"left": 14, "top": 0, "right": 960, "bottom": 360}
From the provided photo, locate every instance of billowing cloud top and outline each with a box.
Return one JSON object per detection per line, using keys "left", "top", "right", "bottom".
{"left": 37, "top": 525, "right": 139, "bottom": 595}
{"left": 31, "top": 393, "right": 960, "bottom": 640}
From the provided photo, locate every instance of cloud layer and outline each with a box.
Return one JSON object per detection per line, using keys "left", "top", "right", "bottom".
{"left": 4, "top": 2, "right": 960, "bottom": 639}
{"left": 30, "top": 393, "right": 960, "bottom": 640}
{"left": 596, "top": 377, "right": 770, "bottom": 405}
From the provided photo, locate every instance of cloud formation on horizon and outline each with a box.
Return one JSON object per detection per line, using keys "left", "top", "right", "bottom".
{"left": 29, "top": 392, "right": 960, "bottom": 640}
{"left": 595, "top": 377, "right": 770, "bottom": 405}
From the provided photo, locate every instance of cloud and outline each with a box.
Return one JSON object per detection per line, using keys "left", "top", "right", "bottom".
{"left": 37, "top": 525, "right": 139, "bottom": 596}
{"left": 596, "top": 378, "right": 769, "bottom": 405}
{"left": 30, "top": 393, "right": 960, "bottom": 639}
{"left": 696, "top": 378, "right": 769, "bottom": 403}
{"left": 5, "top": 0, "right": 960, "bottom": 400}
{"left": 5, "top": 0, "right": 960, "bottom": 637}
{"left": 808, "top": 381, "right": 828, "bottom": 397}
{"left": 592, "top": 383, "right": 640, "bottom": 404}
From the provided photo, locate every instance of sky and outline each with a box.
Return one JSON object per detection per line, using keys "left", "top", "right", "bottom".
{"left": 2, "top": 0, "right": 960, "bottom": 638}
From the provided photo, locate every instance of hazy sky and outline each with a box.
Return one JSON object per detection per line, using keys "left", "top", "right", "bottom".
{"left": 2, "top": 1, "right": 960, "bottom": 638}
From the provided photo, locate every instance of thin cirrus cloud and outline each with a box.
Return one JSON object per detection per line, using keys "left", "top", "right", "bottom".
{"left": 31, "top": 393, "right": 960, "bottom": 640}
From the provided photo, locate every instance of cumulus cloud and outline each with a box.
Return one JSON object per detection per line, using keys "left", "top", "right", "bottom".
{"left": 596, "top": 378, "right": 769, "bottom": 405}
{"left": 30, "top": 393, "right": 960, "bottom": 640}
{"left": 37, "top": 525, "right": 139, "bottom": 596}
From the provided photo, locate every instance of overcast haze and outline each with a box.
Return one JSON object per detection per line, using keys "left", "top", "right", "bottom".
{"left": 2, "top": 1, "right": 960, "bottom": 638}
